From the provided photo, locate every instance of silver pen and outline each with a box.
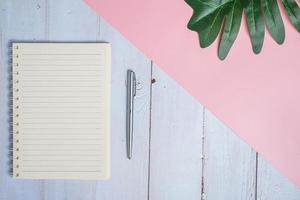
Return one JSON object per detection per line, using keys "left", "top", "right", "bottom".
{"left": 126, "top": 70, "right": 136, "bottom": 159}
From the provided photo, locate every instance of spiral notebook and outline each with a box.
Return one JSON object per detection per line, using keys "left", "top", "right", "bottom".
{"left": 12, "top": 43, "right": 111, "bottom": 180}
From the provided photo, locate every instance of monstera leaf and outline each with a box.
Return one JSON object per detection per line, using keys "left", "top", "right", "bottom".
{"left": 186, "top": 0, "right": 300, "bottom": 60}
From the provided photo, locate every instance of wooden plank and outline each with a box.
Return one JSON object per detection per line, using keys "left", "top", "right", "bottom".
{"left": 0, "top": 0, "right": 46, "bottom": 200}
{"left": 1, "top": 0, "right": 47, "bottom": 41}
{"left": 48, "top": 0, "right": 99, "bottom": 40}
{"left": 203, "top": 110, "right": 256, "bottom": 200}
{"left": 43, "top": 1, "right": 100, "bottom": 199}
{"left": 95, "top": 17, "right": 151, "bottom": 200}
{"left": 46, "top": 0, "right": 151, "bottom": 199}
{"left": 2, "top": 0, "right": 300, "bottom": 199}
{"left": 149, "top": 65, "right": 203, "bottom": 200}
{"left": 257, "top": 155, "right": 300, "bottom": 200}
{"left": 0, "top": 0, "right": 151, "bottom": 199}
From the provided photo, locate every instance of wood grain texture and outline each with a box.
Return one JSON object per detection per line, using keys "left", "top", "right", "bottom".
{"left": 45, "top": 0, "right": 152, "bottom": 199}
{"left": 203, "top": 110, "right": 257, "bottom": 200}
{"left": 43, "top": 1, "right": 100, "bottom": 199}
{"left": 94, "top": 18, "right": 151, "bottom": 200}
{"left": 257, "top": 155, "right": 300, "bottom": 200}
{"left": 0, "top": 0, "right": 300, "bottom": 199}
{"left": 149, "top": 65, "right": 203, "bottom": 200}
{"left": 48, "top": 0, "right": 99, "bottom": 40}
{"left": 0, "top": 0, "right": 152, "bottom": 200}
{"left": 0, "top": 1, "right": 46, "bottom": 200}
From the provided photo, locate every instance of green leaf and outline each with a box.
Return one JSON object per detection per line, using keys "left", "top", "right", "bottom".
{"left": 186, "top": 0, "right": 231, "bottom": 28}
{"left": 186, "top": 0, "right": 297, "bottom": 59}
{"left": 218, "top": 0, "right": 243, "bottom": 60}
{"left": 261, "top": 0, "right": 285, "bottom": 44}
{"left": 198, "top": 7, "right": 227, "bottom": 47}
{"left": 245, "top": 0, "right": 265, "bottom": 54}
{"left": 282, "top": 0, "right": 300, "bottom": 32}
{"left": 186, "top": 0, "right": 221, "bottom": 28}
{"left": 186, "top": 0, "right": 232, "bottom": 47}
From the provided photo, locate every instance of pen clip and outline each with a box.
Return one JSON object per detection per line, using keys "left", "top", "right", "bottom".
{"left": 132, "top": 73, "right": 136, "bottom": 97}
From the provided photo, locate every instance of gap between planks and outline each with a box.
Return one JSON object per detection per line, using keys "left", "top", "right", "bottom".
{"left": 147, "top": 61, "right": 154, "bottom": 200}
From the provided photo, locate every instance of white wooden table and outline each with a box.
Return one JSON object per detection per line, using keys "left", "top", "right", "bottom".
{"left": 0, "top": 0, "right": 299, "bottom": 199}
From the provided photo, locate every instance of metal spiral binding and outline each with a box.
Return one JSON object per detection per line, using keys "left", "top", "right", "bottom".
{"left": 12, "top": 44, "right": 20, "bottom": 178}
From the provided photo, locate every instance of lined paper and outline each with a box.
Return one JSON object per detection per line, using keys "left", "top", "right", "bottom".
{"left": 12, "top": 43, "right": 110, "bottom": 180}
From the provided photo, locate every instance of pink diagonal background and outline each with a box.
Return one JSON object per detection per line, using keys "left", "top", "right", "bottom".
{"left": 85, "top": 0, "right": 300, "bottom": 186}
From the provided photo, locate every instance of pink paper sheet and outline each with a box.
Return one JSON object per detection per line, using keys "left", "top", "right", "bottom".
{"left": 85, "top": 0, "right": 300, "bottom": 186}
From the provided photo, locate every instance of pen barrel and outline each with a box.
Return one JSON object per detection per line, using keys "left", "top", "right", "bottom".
{"left": 126, "top": 70, "right": 136, "bottom": 159}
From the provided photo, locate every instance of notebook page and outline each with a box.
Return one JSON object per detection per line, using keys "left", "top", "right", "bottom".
{"left": 12, "top": 43, "right": 111, "bottom": 180}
